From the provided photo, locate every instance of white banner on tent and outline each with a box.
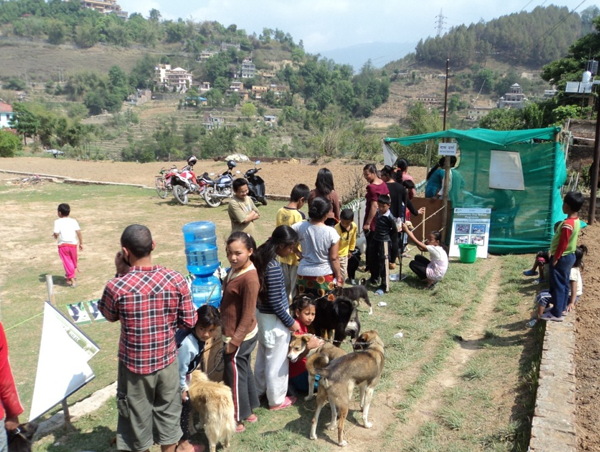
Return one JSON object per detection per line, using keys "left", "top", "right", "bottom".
{"left": 29, "top": 302, "right": 100, "bottom": 421}
{"left": 383, "top": 142, "right": 397, "bottom": 167}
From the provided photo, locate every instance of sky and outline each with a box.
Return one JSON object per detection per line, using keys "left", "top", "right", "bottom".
{"left": 118, "top": 0, "right": 596, "bottom": 53}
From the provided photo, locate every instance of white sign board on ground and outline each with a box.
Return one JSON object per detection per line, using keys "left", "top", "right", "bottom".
{"left": 449, "top": 208, "right": 491, "bottom": 259}
{"left": 29, "top": 302, "right": 100, "bottom": 421}
{"left": 489, "top": 150, "right": 525, "bottom": 190}
{"left": 438, "top": 143, "right": 457, "bottom": 156}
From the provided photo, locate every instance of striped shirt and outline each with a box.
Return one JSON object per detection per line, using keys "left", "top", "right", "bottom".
{"left": 99, "top": 265, "right": 197, "bottom": 375}
{"left": 257, "top": 260, "right": 295, "bottom": 327}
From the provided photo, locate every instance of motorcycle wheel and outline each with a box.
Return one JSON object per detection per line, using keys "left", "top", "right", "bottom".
{"left": 173, "top": 185, "right": 189, "bottom": 205}
{"left": 155, "top": 176, "right": 168, "bottom": 199}
{"left": 204, "top": 187, "right": 222, "bottom": 207}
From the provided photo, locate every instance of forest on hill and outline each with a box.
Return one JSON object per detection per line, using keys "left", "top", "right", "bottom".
{"left": 414, "top": 5, "right": 599, "bottom": 68}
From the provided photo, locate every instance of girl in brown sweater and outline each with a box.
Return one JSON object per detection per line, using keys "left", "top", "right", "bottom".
{"left": 221, "top": 232, "right": 260, "bottom": 433}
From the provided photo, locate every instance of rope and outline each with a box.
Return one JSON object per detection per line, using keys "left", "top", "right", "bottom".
{"left": 410, "top": 205, "right": 446, "bottom": 231}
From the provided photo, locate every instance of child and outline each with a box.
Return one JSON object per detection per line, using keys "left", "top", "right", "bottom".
{"left": 53, "top": 203, "right": 83, "bottom": 287}
{"left": 523, "top": 222, "right": 561, "bottom": 283}
{"left": 228, "top": 179, "right": 260, "bottom": 235}
{"left": 527, "top": 245, "right": 586, "bottom": 327}
{"left": 542, "top": 191, "right": 584, "bottom": 321}
{"left": 335, "top": 209, "right": 357, "bottom": 285}
{"left": 288, "top": 297, "right": 323, "bottom": 394}
{"left": 276, "top": 183, "right": 310, "bottom": 303}
{"left": 177, "top": 305, "right": 221, "bottom": 452}
{"left": 367, "top": 195, "right": 398, "bottom": 293}
{"left": 253, "top": 226, "right": 301, "bottom": 411}
{"left": 402, "top": 225, "right": 449, "bottom": 290}
{"left": 220, "top": 232, "right": 260, "bottom": 433}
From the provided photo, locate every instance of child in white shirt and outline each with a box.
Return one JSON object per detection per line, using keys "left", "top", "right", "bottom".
{"left": 53, "top": 203, "right": 83, "bottom": 287}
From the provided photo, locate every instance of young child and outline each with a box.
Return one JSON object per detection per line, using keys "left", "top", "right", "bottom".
{"left": 367, "top": 195, "right": 398, "bottom": 293}
{"left": 288, "top": 297, "right": 323, "bottom": 394}
{"left": 542, "top": 191, "right": 584, "bottom": 321}
{"left": 335, "top": 209, "right": 357, "bottom": 285}
{"left": 220, "top": 232, "right": 260, "bottom": 433}
{"left": 523, "top": 222, "right": 561, "bottom": 283}
{"left": 53, "top": 203, "right": 83, "bottom": 287}
{"left": 527, "top": 245, "right": 586, "bottom": 327}
{"left": 276, "top": 183, "right": 310, "bottom": 302}
{"left": 403, "top": 226, "right": 449, "bottom": 290}
{"left": 253, "top": 226, "right": 301, "bottom": 411}
{"left": 177, "top": 305, "right": 221, "bottom": 452}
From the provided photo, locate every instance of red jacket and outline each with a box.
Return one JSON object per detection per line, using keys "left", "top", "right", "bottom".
{"left": 0, "top": 322, "right": 23, "bottom": 421}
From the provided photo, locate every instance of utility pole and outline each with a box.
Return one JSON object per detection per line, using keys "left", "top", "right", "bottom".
{"left": 441, "top": 58, "right": 451, "bottom": 241}
{"left": 435, "top": 9, "right": 447, "bottom": 37}
{"left": 590, "top": 94, "right": 600, "bottom": 224}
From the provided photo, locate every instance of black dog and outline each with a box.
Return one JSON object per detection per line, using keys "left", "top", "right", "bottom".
{"left": 336, "top": 280, "right": 372, "bottom": 315}
{"left": 313, "top": 295, "right": 361, "bottom": 347}
{"left": 7, "top": 422, "right": 38, "bottom": 452}
{"left": 347, "top": 248, "right": 361, "bottom": 281}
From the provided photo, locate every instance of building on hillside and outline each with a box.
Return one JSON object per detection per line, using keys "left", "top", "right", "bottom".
{"left": 543, "top": 89, "right": 558, "bottom": 98}
{"left": 198, "top": 50, "right": 218, "bottom": 61}
{"left": 203, "top": 113, "right": 224, "bottom": 130}
{"left": 261, "top": 70, "right": 275, "bottom": 78}
{"left": 221, "top": 42, "right": 241, "bottom": 52}
{"left": 241, "top": 58, "right": 256, "bottom": 79}
{"left": 154, "top": 64, "right": 193, "bottom": 93}
{"left": 466, "top": 106, "right": 494, "bottom": 122}
{"left": 80, "top": 0, "right": 127, "bottom": 18}
{"left": 264, "top": 115, "right": 277, "bottom": 126}
{"left": 229, "top": 81, "right": 243, "bottom": 91}
{"left": 497, "top": 83, "right": 527, "bottom": 109}
{"left": 0, "top": 101, "right": 14, "bottom": 128}
{"left": 127, "top": 89, "right": 152, "bottom": 106}
{"left": 252, "top": 85, "right": 268, "bottom": 99}
{"left": 199, "top": 81, "right": 211, "bottom": 92}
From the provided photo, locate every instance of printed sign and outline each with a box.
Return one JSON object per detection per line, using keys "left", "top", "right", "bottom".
{"left": 438, "top": 143, "right": 457, "bottom": 156}
{"left": 449, "top": 208, "right": 491, "bottom": 259}
{"left": 489, "top": 150, "right": 525, "bottom": 190}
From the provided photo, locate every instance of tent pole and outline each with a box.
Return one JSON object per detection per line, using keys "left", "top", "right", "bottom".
{"left": 589, "top": 95, "right": 600, "bottom": 225}
{"left": 441, "top": 58, "right": 450, "bottom": 241}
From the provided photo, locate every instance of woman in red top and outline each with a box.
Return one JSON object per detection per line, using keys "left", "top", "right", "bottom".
{"left": 363, "top": 164, "right": 389, "bottom": 274}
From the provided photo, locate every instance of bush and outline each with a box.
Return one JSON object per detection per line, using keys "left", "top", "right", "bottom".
{"left": 0, "top": 130, "right": 22, "bottom": 157}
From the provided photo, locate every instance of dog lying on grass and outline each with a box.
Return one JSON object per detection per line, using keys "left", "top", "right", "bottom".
{"left": 309, "top": 331, "right": 385, "bottom": 447}
{"left": 187, "top": 370, "right": 236, "bottom": 452}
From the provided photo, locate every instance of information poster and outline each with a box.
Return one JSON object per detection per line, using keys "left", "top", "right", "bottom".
{"left": 449, "top": 208, "right": 491, "bottom": 259}
{"left": 489, "top": 150, "right": 525, "bottom": 190}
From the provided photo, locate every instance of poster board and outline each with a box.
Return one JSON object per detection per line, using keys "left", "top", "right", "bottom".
{"left": 449, "top": 208, "right": 491, "bottom": 259}
{"left": 29, "top": 302, "right": 99, "bottom": 421}
{"left": 489, "top": 150, "right": 525, "bottom": 190}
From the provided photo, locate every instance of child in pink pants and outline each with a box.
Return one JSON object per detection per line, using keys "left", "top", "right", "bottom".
{"left": 53, "top": 203, "right": 83, "bottom": 287}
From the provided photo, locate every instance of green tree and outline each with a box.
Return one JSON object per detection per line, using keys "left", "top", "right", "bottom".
{"left": 75, "top": 20, "right": 99, "bottom": 48}
{"left": 479, "top": 109, "right": 523, "bottom": 130}
{"left": 241, "top": 102, "right": 256, "bottom": 118}
{"left": 0, "top": 130, "right": 22, "bottom": 157}
{"left": 10, "top": 103, "right": 40, "bottom": 144}
{"left": 46, "top": 19, "right": 67, "bottom": 45}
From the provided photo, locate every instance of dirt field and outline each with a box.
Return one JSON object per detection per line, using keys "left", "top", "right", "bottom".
{"left": 0, "top": 156, "right": 427, "bottom": 200}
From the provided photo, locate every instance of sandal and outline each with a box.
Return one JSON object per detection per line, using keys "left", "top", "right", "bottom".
{"left": 235, "top": 423, "right": 245, "bottom": 433}
{"left": 269, "top": 396, "right": 296, "bottom": 411}
{"left": 246, "top": 413, "right": 258, "bottom": 422}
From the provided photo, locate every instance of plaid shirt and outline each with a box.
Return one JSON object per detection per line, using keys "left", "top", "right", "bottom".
{"left": 99, "top": 265, "right": 196, "bottom": 375}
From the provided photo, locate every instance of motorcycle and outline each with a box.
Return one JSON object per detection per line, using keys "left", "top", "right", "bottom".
{"left": 155, "top": 165, "right": 180, "bottom": 199}
{"left": 172, "top": 156, "right": 208, "bottom": 205}
{"left": 245, "top": 161, "right": 267, "bottom": 206}
{"left": 202, "top": 160, "right": 238, "bottom": 208}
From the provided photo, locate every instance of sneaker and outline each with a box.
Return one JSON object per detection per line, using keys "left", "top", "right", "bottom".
{"left": 523, "top": 270, "right": 538, "bottom": 276}
{"left": 540, "top": 312, "right": 564, "bottom": 322}
{"left": 350, "top": 279, "right": 357, "bottom": 285}
{"left": 526, "top": 318, "right": 538, "bottom": 328}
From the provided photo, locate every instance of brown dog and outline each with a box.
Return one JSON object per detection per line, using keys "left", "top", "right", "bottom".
{"left": 187, "top": 370, "right": 236, "bottom": 452}
{"left": 309, "top": 331, "right": 385, "bottom": 447}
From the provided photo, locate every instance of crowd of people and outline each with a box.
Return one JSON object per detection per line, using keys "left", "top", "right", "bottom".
{"left": 1, "top": 161, "right": 451, "bottom": 452}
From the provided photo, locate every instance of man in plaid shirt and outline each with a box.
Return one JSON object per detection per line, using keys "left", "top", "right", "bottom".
{"left": 99, "top": 224, "right": 196, "bottom": 452}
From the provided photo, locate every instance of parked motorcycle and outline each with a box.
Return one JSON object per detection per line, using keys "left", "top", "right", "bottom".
{"left": 245, "top": 161, "right": 267, "bottom": 205}
{"left": 172, "top": 156, "right": 208, "bottom": 205}
{"left": 155, "top": 166, "right": 179, "bottom": 199}
{"left": 202, "top": 160, "right": 237, "bottom": 207}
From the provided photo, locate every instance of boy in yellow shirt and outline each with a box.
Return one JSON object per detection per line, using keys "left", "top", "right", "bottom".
{"left": 276, "top": 184, "right": 310, "bottom": 303}
{"left": 335, "top": 208, "right": 357, "bottom": 285}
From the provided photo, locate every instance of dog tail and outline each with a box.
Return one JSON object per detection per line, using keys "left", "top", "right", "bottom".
{"left": 306, "top": 352, "right": 331, "bottom": 376}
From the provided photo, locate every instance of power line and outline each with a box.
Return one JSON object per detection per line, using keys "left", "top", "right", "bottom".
{"left": 435, "top": 9, "right": 447, "bottom": 37}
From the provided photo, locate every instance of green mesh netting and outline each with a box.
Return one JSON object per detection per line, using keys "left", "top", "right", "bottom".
{"left": 385, "top": 128, "right": 566, "bottom": 254}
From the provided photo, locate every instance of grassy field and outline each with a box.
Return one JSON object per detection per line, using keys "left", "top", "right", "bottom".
{"left": 0, "top": 181, "right": 542, "bottom": 452}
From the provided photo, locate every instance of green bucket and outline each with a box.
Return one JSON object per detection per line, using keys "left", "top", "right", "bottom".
{"left": 458, "top": 244, "right": 477, "bottom": 264}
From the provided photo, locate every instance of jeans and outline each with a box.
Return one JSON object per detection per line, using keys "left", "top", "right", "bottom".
{"left": 549, "top": 253, "right": 576, "bottom": 318}
{"left": 0, "top": 417, "right": 7, "bottom": 452}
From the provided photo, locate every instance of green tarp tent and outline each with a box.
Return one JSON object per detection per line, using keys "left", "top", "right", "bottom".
{"left": 385, "top": 127, "right": 567, "bottom": 254}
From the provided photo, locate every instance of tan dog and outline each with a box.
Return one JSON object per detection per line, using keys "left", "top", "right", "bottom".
{"left": 188, "top": 370, "right": 236, "bottom": 452}
{"left": 309, "top": 331, "right": 385, "bottom": 447}
{"left": 305, "top": 342, "right": 347, "bottom": 400}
